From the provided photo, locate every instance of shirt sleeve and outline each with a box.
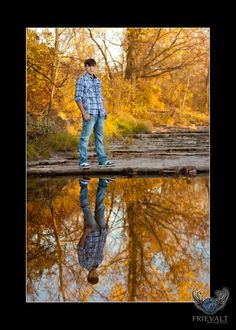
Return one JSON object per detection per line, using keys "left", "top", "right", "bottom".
{"left": 77, "top": 245, "right": 88, "bottom": 268}
{"left": 74, "top": 78, "right": 84, "bottom": 103}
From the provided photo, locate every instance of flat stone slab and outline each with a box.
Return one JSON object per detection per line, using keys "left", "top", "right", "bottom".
{"left": 27, "top": 155, "right": 209, "bottom": 178}
{"left": 27, "top": 129, "right": 209, "bottom": 178}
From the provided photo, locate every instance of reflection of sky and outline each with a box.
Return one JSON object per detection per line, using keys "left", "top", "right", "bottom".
{"left": 107, "top": 206, "right": 126, "bottom": 254}
{"left": 28, "top": 264, "right": 59, "bottom": 302}
{"left": 190, "top": 240, "right": 210, "bottom": 286}
{"left": 152, "top": 252, "right": 170, "bottom": 278}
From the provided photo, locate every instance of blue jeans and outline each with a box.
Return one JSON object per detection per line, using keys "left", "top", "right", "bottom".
{"left": 79, "top": 115, "right": 108, "bottom": 164}
{"left": 80, "top": 180, "right": 107, "bottom": 230}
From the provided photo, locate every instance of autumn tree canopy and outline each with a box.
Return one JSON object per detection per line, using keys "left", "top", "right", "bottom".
{"left": 27, "top": 27, "right": 209, "bottom": 136}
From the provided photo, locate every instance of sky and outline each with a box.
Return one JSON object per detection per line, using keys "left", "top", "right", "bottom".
{"left": 33, "top": 27, "right": 125, "bottom": 64}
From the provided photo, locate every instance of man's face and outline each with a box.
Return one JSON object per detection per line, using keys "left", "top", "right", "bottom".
{"left": 86, "top": 64, "right": 96, "bottom": 75}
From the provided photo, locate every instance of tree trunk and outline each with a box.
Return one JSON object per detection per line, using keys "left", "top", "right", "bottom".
{"left": 182, "top": 73, "right": 190, "bottom": 110}
{"left": 49, "top": 202, "right": 66, "bottom": 302}
{"left": 127, "top": 202, "right": 138, "bottom": 301}
{"left": 48, "top": 28, "right": 61, "bottom": 119}
{"left": 204, "top": 65, "right": 209, "bottom": 111}
{"left": 124, "top": 28, "right": 140, "bottom": 81}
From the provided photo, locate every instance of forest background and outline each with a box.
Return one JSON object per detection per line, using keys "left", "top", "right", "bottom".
{"left": 27, "top": 28, "right": 209, "bottom": 160}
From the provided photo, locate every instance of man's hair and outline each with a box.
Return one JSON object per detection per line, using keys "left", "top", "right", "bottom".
{"left": 87, "top": 275, "right": 99, "bottom": 285}
{"left": 84, "top": 58, "right": 96, "bottom": 67}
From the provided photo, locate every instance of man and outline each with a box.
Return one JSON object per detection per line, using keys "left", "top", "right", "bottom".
{"left": 77, "top": 177, "right": 114, "bottom": 284}
{"left": 74, "top": 58, "right": 115, "bottom": 169}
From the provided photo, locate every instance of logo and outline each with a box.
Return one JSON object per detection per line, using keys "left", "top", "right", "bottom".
{"left": 192, "top": 287, "right": 229, "bottom": 315}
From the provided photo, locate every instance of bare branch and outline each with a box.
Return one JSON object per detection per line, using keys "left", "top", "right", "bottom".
{"left": 27, "top": 61, "right": 53, "bottom": 84}
{"left": 87, "top": 28, "right": 112, "bottom": 79}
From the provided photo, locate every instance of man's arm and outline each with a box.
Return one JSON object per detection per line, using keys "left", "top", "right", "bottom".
{"left": 76, "top": 100, "right": 91, "bottom": 122}
{"left": 78, "top": 226, "right": 93, "bottom": 247}
{"left": 74, "top": 79, "right": 91, "bottom": 121}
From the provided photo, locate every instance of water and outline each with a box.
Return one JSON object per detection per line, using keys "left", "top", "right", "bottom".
{"left": 27, "top": 175, "right": 209, "bottom": 302}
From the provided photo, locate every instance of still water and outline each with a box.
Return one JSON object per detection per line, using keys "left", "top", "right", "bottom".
{"left": 27, "top": 176, "right": 209, "bottom": 302}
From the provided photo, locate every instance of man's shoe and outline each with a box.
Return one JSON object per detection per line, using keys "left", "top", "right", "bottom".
{"left": 100, "top": 178, "right": 116, "bottom": 184}
{"left": 79, "top": 177, "right": 90, "bottom": 185}
{"left": 79, "top": 162, "right": 90, "bottom": 169}
{"left": 98, "top": 160, "right": 115, "bottom": 167}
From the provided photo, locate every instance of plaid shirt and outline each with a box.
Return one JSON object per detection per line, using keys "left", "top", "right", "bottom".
{"left": 74, "top": 72, "right": 107, "bottom": 117}
{"left": 78, "top": 228, "right": 107, "bottom": 271}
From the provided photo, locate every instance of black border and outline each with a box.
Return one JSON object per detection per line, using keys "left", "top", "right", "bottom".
{"left": 4, "top": 7, "right": 233, "bottom": 330}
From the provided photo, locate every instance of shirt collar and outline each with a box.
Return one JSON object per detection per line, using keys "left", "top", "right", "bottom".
{"left": 85, "top": 72, "right": 97, "bottom": 79}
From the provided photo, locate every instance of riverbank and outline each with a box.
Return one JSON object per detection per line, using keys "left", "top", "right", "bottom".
{"left": 27, "top": 128, "right": 209, "bottom": 178}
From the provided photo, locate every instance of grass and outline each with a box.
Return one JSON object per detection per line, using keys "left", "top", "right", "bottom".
{"left": 151, "top": 108, "right": 209, "bottom": 128}
{"left": 49, "top": 131, "right": 78, "bottom": 152}
{"left": 132, "top": 120, "right": 153, "bottom": 134}
{"left": 27, "top": 115, "right": 154, "bottom": 161}
{"left": 105, "top": 115, "right": 153, "bottom": 138}
{"left": 27, "top": 131, "right": 78, "bottom": 161}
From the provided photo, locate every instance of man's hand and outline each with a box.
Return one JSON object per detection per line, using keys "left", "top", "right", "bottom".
{"left": 83, "top": 113, "right": 91, "bottom": 121}
{"left": 76, "top": 100, "right": 91, "bottom": 122}
{"left": 78, "top": 227, "right": 93, "bottom": 247}
{"left": 84, "top": 226, "right": 93, "bottom": 234}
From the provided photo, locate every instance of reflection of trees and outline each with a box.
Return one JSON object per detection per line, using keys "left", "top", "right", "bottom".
{"left": 27, "top": 176, "right": 209, "bottom": 302}
{"left": 27, "top": 178, "right": 85, "bottom": 301}
{"left": 127, "top": 202, "right": 139, "bottom": 300}
{"left": 121, "top": 177, "right": 209, "bottom": 301}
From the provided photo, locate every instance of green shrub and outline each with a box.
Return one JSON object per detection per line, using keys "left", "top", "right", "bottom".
{"left": 48, "top": 131, "right": 78, "bottom": 152}
{"left": 27, "top": 114, "right": 56, "bottom": 139}
{"left": 27, "top": 143, "right": 38, "bottom": 160}
{"left": 132, "top": 119, "right": 153, "bottom": 133}
{"left": 27, "top": 130, "right": 78, "bottom": 160}
{"left": 114, "top": 117, "right": 153, "bottom": 135}
{"left": 104, "top": 114, "right": 153, "bottom": 138}
{"left": 115, "top": 118, "right": 134, "bottom": 135}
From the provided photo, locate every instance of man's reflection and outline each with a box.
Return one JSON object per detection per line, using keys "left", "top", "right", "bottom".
{"left": 77, "top": 177, "right": 114, "bottom": 285}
